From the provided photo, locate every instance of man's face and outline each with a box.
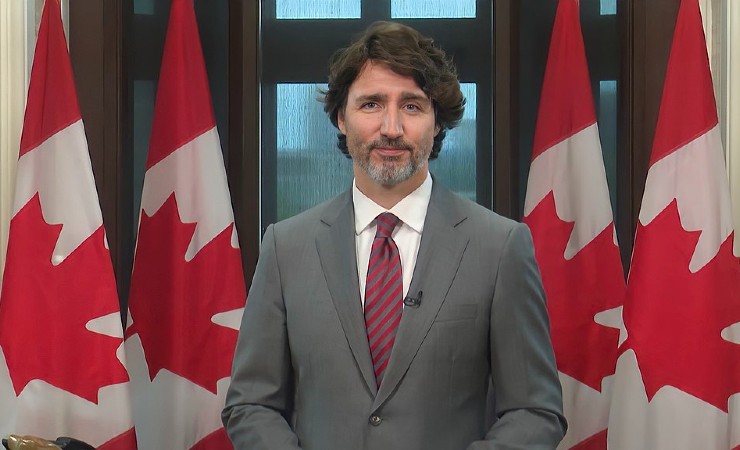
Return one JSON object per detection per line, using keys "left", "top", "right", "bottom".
{"left": 338, "top": 61, "right": 439, "bottom": 187}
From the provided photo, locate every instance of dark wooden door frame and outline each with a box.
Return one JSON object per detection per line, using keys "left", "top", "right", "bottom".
{"left": 228, "top": 0, "right": 261, "bottom": 283}
{"left": 493, "top": 0, "right": 519, "bottom": 219}
{"left": 68, "top": 0, "right": 133, "bottom": 306}
{"left": 617, "top": 0, "right": 680, "bottom": 268}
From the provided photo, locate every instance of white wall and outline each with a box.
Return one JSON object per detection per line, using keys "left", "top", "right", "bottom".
{"left": 701, "top": 0, "right": 740, "bottom": 256}
{"left": 727, "top": 1, "right": 740, "bottom": 256}
{"left": 0, "top": 0, "right": 30, "bottom": 285}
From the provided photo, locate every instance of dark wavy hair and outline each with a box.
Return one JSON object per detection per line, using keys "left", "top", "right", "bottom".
{"left": 321, "top": 21, "right": 465, "bottom": 160}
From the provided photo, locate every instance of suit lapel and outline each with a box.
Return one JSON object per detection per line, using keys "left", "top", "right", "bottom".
{"left": 315, "top": 191, "right": 378, "bottom": 395}
{"left": 372, "top": 183, "right": 469, "bottom": 410}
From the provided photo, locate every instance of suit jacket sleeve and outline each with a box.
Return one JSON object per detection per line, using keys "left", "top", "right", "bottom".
{"left": 467, "top": 223, "right": 567, "bottom": 450}
{"left": 222, "top": 225, "right": 302, "bottom": 450}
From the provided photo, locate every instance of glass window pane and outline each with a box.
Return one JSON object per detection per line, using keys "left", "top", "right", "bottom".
{"left": 599, "top": 80, "right": 618, "bottom": 215}
{"left": 276, "top": 83, "right": 353, "bottom": 221}
{"left": 276, "top": 0, "right": 360, "bottom": 19}
{"left": 391, "top": 0, "right": 475, "bottom": 19}
{"left": 429, "top": 83, "right": 477, "bottom": 202}
{"left": 134, "top": 0, "right": 155, "bottom": 15}
{"left": 601, "top": 0, "right": 617, "bottom": 16}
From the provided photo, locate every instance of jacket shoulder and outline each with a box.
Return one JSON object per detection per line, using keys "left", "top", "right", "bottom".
{"left": 269, "top": 190, "right": 350, "bottom": 242}
{"left": 434, "top": 185, "right": 523, "bottom": 238}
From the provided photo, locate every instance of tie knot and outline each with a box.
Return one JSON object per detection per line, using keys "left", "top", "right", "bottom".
{"left": 375, "top": 213, "right": 401, "bottom": 238}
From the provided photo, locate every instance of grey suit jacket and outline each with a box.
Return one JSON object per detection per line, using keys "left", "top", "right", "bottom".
{"left": 223, "top": 182, "right": 566, "bottom": 450}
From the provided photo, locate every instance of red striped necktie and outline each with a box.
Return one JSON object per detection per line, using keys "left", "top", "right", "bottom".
{"left": 364, "top": 212, "right": 403, "bottom": 387}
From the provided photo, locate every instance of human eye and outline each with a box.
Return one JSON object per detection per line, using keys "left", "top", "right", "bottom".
{"left": 361, "top": 101, "right": 379, "bottom": 110}
{"left": 403, "top": 103, "right": 422, "bottom": 112}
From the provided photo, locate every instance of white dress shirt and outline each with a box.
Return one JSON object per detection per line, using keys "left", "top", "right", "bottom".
{"left": 353, "top": 173, "right": 433, "bottom": 308}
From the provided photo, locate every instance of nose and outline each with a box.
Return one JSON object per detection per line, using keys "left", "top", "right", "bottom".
{"left": 380, "top": 108, "right": 403, "bottom": 139}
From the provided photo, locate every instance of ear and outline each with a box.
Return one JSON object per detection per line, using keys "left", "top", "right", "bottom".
{"left": 337, "top": 110, "right": 347, "bottom": 135}
{"left": 434, "top": 123, "right": 441, "bottom": 137}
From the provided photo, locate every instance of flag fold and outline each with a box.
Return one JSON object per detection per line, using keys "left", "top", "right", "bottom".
{"left": 124, "top": 0, "right": 246, "bottom": 448}
{"left": 523, "top": 1, "right": 625, "bottom": 448}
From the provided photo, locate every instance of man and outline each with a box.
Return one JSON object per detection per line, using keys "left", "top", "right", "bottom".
{"left": 223, "top": 21, "right": 566, "bottom": 450}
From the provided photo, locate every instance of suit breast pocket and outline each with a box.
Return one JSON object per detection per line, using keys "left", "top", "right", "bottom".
{"left": 434, "top": 304, "right": 478, "bottom": 322}
{"left": 429, "top": 303, "right": 485, "bottom": 402}
{"left": 430, "top": 303, "right": 479, "bottom": 359}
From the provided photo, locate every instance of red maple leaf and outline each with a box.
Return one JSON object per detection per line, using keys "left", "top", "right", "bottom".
{"left": 525, "top": 192, "right": 625, "bottom": 391}
{"left": 0, "top": 194, "right": 128, "bottom": 403}
{"left": 621, "top": 200, "right": 740, "bottom": 412}
{"left": 126, "top": 194, "right": 245, "bottom": 393}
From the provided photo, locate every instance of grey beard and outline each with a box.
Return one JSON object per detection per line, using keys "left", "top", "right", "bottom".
{"left": 360, "top": 155, "right": 418, "bottom": 185}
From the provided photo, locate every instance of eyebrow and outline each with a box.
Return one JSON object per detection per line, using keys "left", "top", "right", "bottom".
{"left": 352, "top": 92, "right": 432, "bottom": 105}
{"left": 400, "top": 92, "right": 432, "bottom": 104}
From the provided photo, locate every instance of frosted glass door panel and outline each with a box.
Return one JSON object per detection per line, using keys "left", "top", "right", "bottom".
{"left": 429, "top": 83, "right": 477, "bottom": 202}
{"left": 276, "top": 84, "right": 353, "bottom": 221}
{"left": 276, "top": 0, "right": 360, "bottom": 19}
{"left": 391, "top": 0, "right": 475, "bottom": 18}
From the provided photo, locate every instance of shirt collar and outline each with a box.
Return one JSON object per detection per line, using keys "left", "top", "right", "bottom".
{"left": 353, "top": 172, "right": 433, "bottom": 235}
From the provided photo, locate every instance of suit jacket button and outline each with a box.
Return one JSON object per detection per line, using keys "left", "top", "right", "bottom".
{"left": 369, "top": 415, "right": 382, "bottom": 426}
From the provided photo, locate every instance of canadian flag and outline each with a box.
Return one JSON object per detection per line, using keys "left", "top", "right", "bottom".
{"left": 0, "top": 0, "right": 136, "bottom": 448}
{"left": 123, "top": 0, "right": 246, "bottom": 448}
{"left": 522, "top": 1, "right": 625, "bottom": 448}
{"left": 607, "top": 0, "right": 740, "bottom": 449}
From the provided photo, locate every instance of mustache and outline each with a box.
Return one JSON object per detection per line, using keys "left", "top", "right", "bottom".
{"left": 367, "top": 138, "right": 413, "bottom": 151}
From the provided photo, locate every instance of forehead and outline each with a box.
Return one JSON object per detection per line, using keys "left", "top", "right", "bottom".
{"left": 348, "top": 61, "right": 427, "bottom": 98}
